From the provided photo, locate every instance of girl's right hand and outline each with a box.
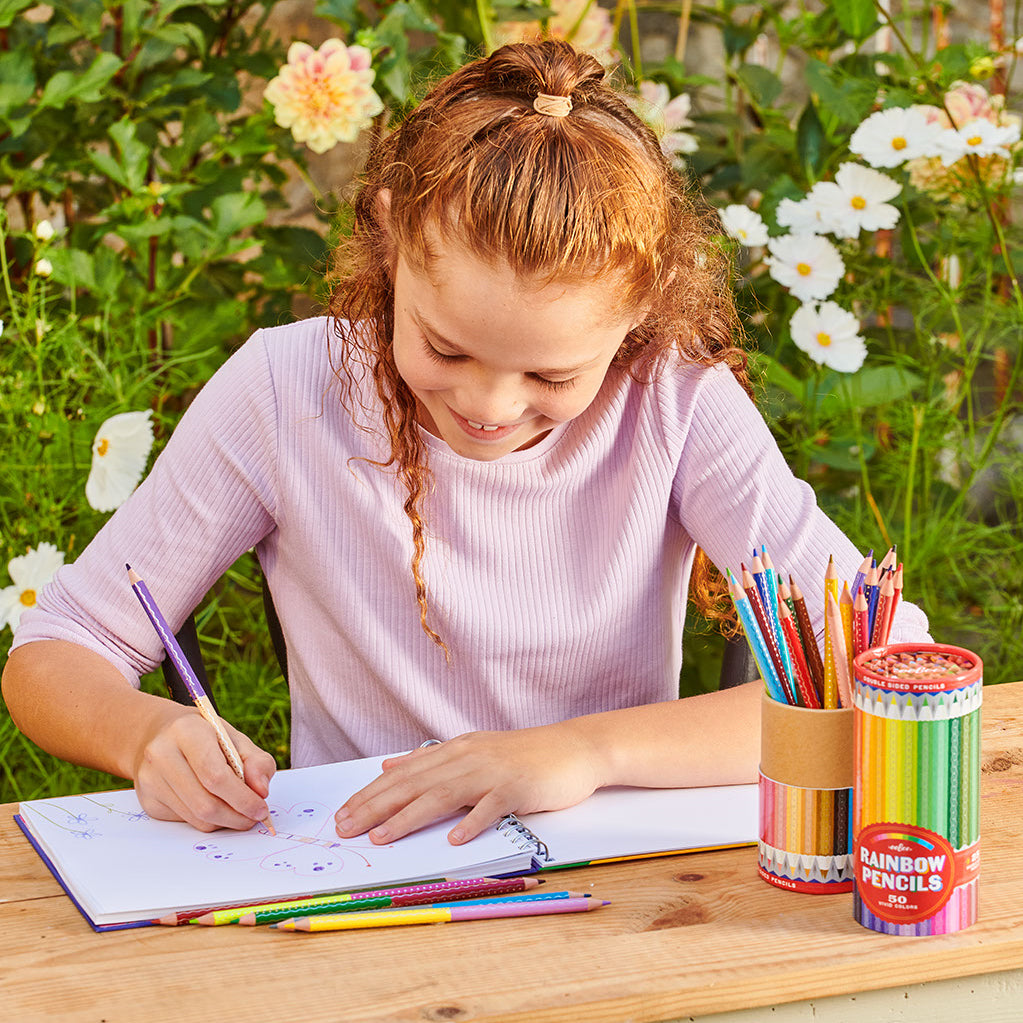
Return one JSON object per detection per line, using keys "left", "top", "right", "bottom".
{"left": 132, "top": 706, "right": 276, "bottom": 832}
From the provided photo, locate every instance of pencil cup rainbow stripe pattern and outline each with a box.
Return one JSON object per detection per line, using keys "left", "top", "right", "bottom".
{"left": 852, "top": 644, "right": 982, "bottom": 936}
{"left": 758, "top": 695, "right": 854, "bottom": 894}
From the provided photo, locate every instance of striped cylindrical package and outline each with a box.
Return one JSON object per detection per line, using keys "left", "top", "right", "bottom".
{"left": 852, "top": 644, "right": 982, "bottom": 935}
{"left": 758, "top": 694, "right": 854, "bottom": 893}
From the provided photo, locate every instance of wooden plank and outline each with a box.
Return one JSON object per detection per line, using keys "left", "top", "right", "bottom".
{"left": 0, "top": 681, "right": 1019, "bottom": 1022}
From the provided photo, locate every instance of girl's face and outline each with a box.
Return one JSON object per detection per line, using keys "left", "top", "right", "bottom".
{"left": 392, "top": 238, "right": 640, "bottom": 462}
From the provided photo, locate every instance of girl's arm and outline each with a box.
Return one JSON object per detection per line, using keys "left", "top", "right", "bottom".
{"left": 2, "top": 640, "right": 276, "bottom": 831}
{"left": 335, "top": 679, "right": 761, "bottom": 845}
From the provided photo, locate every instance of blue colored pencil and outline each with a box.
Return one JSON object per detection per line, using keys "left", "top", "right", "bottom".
{"left": 727, "top": 569, "right": 787, "bottom": 703}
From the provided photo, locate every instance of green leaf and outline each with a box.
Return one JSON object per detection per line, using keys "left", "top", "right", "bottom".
{"left": 0, "top": 49, "right": 36, "bottom": 118}
{"left": 735, "top": 64, "right": 783, "bottom": 108}
{"left": 796, "top": 100, "right": 827, "bottom": 180}
{"left": 38, "top": 53, "right": 123, "bottom": 110}
{"left": 760, "top": 354, "right": 804, "bottom": 400}
{"left": 109, "top": 119, "right": 150, "bottom": 192}
{"left": 0, "top": 0, "right": 33, "bottom": 28}
{"left": 831, "top": 0, "right": 879, "bottom": 42}
{"left": 314, "top": 0, "right": 363, "bottom": 28}
{"left": 847, "top": 366, "right": 923, "bottom": 406}
{"left": 48, "top": 248, "right": 98, "bottom": 292}
{"left": 210, "top": 192, "right": 268, "bottom": 238}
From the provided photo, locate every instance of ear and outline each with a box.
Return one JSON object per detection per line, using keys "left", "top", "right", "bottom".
{"left": 374, "top": 187, "right": 392, "bottom": 229}
{"left": 373, "top": 188, "right": 398, "bottom": 277}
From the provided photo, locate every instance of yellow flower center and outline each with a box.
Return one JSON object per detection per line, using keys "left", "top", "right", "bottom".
{"left": 851, "top": 195, "right": 867, "bottom": 210}
{"left": 891, "top": 136, "right": 907, "bottom": 150}
{"left": 97, "top": 438, "right": 110, "bottom": 457}
{"left": 967, "top": 135, "right": 982, "bottom": 146}
{"left": 816, "top": 331, "right": 833, "bottom": 347}
{"left": 796, "top": 262, "right": 813, "bottom": 276}
{"left": 19, "top": 588, "right": 36, "bottom": 607}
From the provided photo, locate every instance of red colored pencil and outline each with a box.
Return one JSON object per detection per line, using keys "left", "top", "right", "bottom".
{"left": 871, "top": 570, "right": 895, "bottom": 647}
{"left": 789, "top": 576, "right": 825, "bottom": 702}
{"left": 741, "top": 564, "right": 795, "bottom": 704}
{"left": 886, "top": 563, "right": 903, "bottom": 642}
{"left": 778, "top": 600, "right": 820, "bottom": 708}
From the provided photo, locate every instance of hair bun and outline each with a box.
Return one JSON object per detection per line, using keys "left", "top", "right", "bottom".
{"left": 483, "top": 39, "right": 604, "bottom": 103}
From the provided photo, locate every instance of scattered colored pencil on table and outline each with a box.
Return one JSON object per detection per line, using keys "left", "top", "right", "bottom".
{"left": 160, "top": 875, "right": 543, "bottom": 926}
{"left": 729, "top": 545, "right": 903, "bottom": 709}
{"left": 270, "top": 896, "right": 608, "bottom": 932}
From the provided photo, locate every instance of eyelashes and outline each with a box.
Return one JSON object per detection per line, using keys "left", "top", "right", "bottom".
{"left": 419, "top": 337, "right": 577, "bottom": 392}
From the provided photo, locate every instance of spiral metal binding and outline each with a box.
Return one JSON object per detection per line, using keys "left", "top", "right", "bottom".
{"left": 496, "top": 814, "right": 551, "bottom": 862}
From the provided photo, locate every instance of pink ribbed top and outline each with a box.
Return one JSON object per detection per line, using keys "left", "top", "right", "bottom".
{"left": 14, "top": 318, "right": 929, "bottom": 765}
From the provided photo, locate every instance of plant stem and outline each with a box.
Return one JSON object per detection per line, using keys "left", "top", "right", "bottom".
{"left": 903, "top": 405, "right": 925, "bottom": 566}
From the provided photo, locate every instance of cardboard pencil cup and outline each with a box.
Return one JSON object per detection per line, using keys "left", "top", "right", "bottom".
{"left": 758, "top": 693, "right": 854, "bottom": 893}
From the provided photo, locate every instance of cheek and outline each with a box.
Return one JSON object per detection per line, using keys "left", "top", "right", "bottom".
{"left": 537, "top": 377, "right": 606, "bottom": 423}
{"left": 393, "top": 338, "right": 445, "bottom": 394}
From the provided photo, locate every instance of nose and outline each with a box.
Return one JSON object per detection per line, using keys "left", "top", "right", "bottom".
{"left": 455, "top": 369, "right": 526, "bottom": 425}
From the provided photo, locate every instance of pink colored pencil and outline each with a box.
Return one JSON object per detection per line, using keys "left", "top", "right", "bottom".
{"left": 272, "top": 896, "right": 608, "bottom": 931}
{"left": 852, "top": 586, "right": 869, "bottom": 657}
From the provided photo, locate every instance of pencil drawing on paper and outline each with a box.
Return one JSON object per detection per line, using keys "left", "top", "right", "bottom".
{"left": 190, "top": 799, "right": 381, "bottom": 876}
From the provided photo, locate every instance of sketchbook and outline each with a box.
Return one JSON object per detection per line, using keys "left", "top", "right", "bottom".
{"left": 15, "top": 753, "right": 758, "bottom": 931}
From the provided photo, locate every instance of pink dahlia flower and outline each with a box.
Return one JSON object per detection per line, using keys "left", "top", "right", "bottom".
{"left": 265, "top": 39, "right": 384, "bottom": 154}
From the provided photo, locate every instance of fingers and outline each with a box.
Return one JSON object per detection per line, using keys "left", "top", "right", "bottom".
{"left": 135, "top": 711, "right": 273, "bottom": 832}
{"left": 334, "top": 734, "right": 518, "bottom": 845}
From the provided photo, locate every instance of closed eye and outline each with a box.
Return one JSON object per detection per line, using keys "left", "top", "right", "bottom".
{"left": 422, "top": 337, "right": 464, "bottom": 363}
{"left": 530, "top": 374, "right": 577, "bottom": 392}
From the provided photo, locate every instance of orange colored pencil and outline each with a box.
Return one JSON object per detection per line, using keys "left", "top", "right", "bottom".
{"left": 839, "top": 582, "right": 854, "bottom": 682}
{"left": 825, "top": 590, "right": 852, "bottom": 708}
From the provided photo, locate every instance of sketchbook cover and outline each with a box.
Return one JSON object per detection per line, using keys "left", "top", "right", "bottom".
{"left": 15, "top": 754, "right": 536, "bottom": 931}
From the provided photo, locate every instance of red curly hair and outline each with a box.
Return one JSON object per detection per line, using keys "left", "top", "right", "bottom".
{"left": 328, "top": 40, "right": 750, "bottom": 649}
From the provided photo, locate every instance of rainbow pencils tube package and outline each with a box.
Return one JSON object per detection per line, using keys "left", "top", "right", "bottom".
{"left": 852, "top": 644, "right": 982, "bottom": 936}
{"left": 758, "top": 694, "right": 854, "bottom": 894}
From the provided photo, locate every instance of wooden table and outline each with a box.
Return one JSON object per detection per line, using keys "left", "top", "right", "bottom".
{"left": 2, "top": 682, "right": 1021, "bottom": 1023}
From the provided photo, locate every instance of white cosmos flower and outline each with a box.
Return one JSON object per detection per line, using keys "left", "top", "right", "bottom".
{"left": 776, "top": 195, "right": 834, "bottom": 235}
{"left": 0, "top": 542, "right": 65, "bottom": 632}
{"left": 790, "top": 301, "right": 867, "bottom": 373}
{"left": 850, "top": 106, "right": 942, "bottom": 168}
{"left": 934, "top": 118, "right": 1021, "bottom": 167}
{"left": 766, "top": 233, "right": 845, "bottom": 302}
{"left": 718, "top": 204, "right": 769, "bottom": 246}
{"left": 34, "top": 258, "right": 52, "bottom": 277}
{"left": 34, "top": 220, "right": 55, "bottom": 242}
{"left": 807, "top": 163, "right": 902, "bottom": 239}
{"left": 85, "top": 410, "right": 155, "bottom": 512}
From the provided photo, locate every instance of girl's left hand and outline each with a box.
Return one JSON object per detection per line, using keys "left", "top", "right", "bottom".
{"left": 333, "top": 723, "right": 605, "bottom": 846}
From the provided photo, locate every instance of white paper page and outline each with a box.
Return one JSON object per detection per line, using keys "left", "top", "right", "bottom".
{"left": 19, "top": 756, "right": 530, "bottom": 924}
{"left": 517, "top": 783, "right": 759, "bottom": 866}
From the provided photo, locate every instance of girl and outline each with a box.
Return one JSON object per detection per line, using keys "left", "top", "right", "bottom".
{"left": 2, "top": 42, "right": 928, "bottom": 846}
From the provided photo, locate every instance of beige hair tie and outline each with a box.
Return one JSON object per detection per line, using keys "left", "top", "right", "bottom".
{"left": 533, "top": 92, "right": 573, "bottom": 117}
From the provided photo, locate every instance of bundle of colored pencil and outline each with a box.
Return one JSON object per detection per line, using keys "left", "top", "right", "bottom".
{"left": 726, "top": 545, "right": 903, "bottom": 710}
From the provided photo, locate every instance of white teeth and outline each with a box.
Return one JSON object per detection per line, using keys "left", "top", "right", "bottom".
{"left": 467, "top": 420, "right": 500, "bottom": 431}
